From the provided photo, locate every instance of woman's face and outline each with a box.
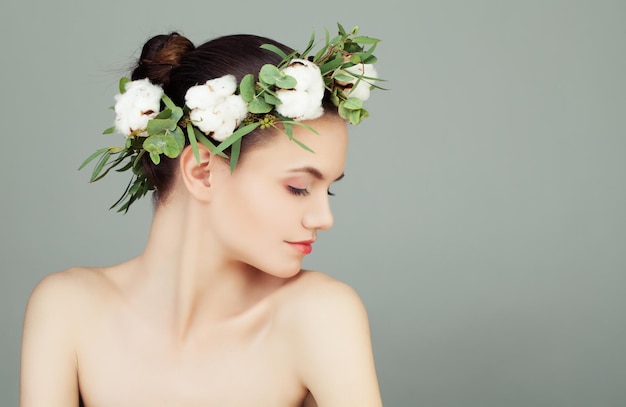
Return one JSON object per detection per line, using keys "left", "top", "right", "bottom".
{"left": 207, "top": 114, "right": 349, "bottom": 277}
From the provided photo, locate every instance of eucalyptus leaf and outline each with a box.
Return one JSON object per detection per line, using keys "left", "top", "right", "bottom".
{"left": 170, "top": 106, "right": 184, "bottom": 124}
{"left": 102, "top": 126, "right": 117, "bottom": 135}
{"left": 333, "top": 72, "right": 353, "bottom": 82}
{"left": 171, "top": 127, "right": 185, "bottom": 150}
{"left": 320, "top": 54, "right": 344, "bottom": 75}
{"left": 161, "top": 94, "right": 177, "bottom": 111}
{"left": 239, "top": 74, "right": 256, "bottom": 103}
{"left": 118, "top": 77, "right": 130, "bottom": 93}
{"left": 154, "top": 108, "right": 172, "bottom": 120}
{"left": 337, "top": 23, "right": 347, "bottom": 36}
{"left": 248, "top": 97, "right": 272, "bottom": 114}
{"left": 342, "top": 97, "right": 363, "bottom": 110}
{"left": 259, "top": 44, "right": 289, "bottom": 60}
{"left": 143, "top": 133, "right": 182, "bottom": 158}
{"left": 259, "top": 64, "right": 281, "bottom": 85}
{"left": 194, "top": 129, "right": 228, "bottom": 158}
{"left": 338, "top": 104, "right": 350, "bottom": 121}
{"left": 275, "top": 74, "right": 296, "bottom": 89}
{"left": 352, "top": 36, "right": 380, "bottom": 45}
{"left": 90, "top": 150, "right": 112, "bottom": 181}
{"left": 263, "top": 92, "right": 282, "bottom": 106}
{"left": 147, "top": 118, "right": 177, "bottom": 135}
{"left": 149, "top": 151, "right": 161, "bottom": 165}
{"left": 289, "top": 136, "right": 315, "bottom": 153}
{"left": 279, "top": 120, "right": 319, "bottom": 135}
{"left": 349, "top": 109, "right": 361, "bottom": 125}
{"left": 349, "top": 54, "right": 362, "bottom": 64}
{"left": 299, "top": 29, "right": 317, "bottom": 59}
{"left": 212, "top": 122, "right": 260, "bottom": 156}
{"left": 78, "top": 147, "right": 109, "bottom": 170}
{"left": 186, "top": 124, "right": 201, "bottom": 164}
{"left": 229, "top": 137, "right": 242, "bottom": 173}
{"left": 110, "top": 177, "right": 134, "bottom": 210}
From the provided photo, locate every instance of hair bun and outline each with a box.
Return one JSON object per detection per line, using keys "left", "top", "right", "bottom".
{"left": 132, "top": 32, "right": 195, "bottom": 85}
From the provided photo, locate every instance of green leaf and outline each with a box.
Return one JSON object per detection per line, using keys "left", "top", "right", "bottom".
{"left": 170, "top": 106, "right": 184, "bottom": 124}
{"left": 90, "top": 149, "right": 112, "bottom": 181}
{"left": 275, "top": 74, "right": 297, "bottom": 89}
{"left": 349, "top": 109, "right": 361, "bottom": 125}
{"left": 147, "top": 118, "right": 177, "bottom": 135}
{"left": 103, "top": 126, "right": 117, "bottom": 134}
{"left": 118, "top": 77, "right": 130, "bottom": 93}
{"left": 186, "top": 124, "right": 201, "bottom": 164}
{"left": 349, "top": 54, "right": 362, "bottom": 64}
{"left": 259, "top": 64, "right": 281, "bottom": 85}
{"left": 194, "top": 128, "right": 228, "bottom": 158}
{"left": 260, "top": 44, "right": 289, "bottom": 60}
{"left": 352, "top": 36, "right": 380, "bottom": 45}
{"left": 362, "top": 55, "right": 378, "bottom": 65}
{"left": 354, "top": 42, "right": 378, "bottom": 63}
{"left": 338, "top": 103, "right": 350, "bottom": 121}
{"left": 115, "top": 160, "right": 134, "bottom": 172}
{"left": 143, "top": 133, "right": 182, "bottom": 158}
{"left": 248, "top": 97, "right": 272, "bottom": 114}
{"left": 313, "top": 28, "right": 331, "bottom": 61}
{"left": 78, "top": 147, "right": 109, "bottom": 170}
{"left": 239, "top": 74, "right": 256, "bottom": 103}
{"left": 212, "top": 122, "right": 260, "bottom": 156}
{"left": 333, "top": 72, "right": 353, "bottom": 82}
{"left": 342, "top": 97, "right": 363, "bottom": 110}
{"left": 299, "top": 28, "right": 317, "bottom": 59}
{"left": 161, "top": 94, "right": 177, "bottom": 111}
{"left": 279, "top": 120, "right": 319, "bottom": 135}
{"left": 263, "top": 92, "right": 282, "bottom": 106}
{"left": 149, "top": 151, "right": 161, "bottom": 164}
{"left": 289, "top": 136, "right": 315, "bottom": 153}
{"left": 229, "top": 137, "right": 242, "bottom": 173}
{"left": 320, "top": 54, "right": 344, "bottom": 75}
{"left": 337, "top": 22, "right": 347, "bottom": 36}
{"left": 154, "top": 108, "right": 172, "bottom": 120}
{"left": 109, "top": 177, "right": 134, "bottom": 210}
{"left": 171, "top": 127, "right": 185, "bottom": 151}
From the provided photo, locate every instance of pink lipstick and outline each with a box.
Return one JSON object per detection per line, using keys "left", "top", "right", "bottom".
{"left": 287, "top": 240, "right": 314, "bottom": 255}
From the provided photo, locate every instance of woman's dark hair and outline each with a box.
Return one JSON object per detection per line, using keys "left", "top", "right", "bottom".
{"left": 130, "top": 32, "right": 334, "bottom": 203}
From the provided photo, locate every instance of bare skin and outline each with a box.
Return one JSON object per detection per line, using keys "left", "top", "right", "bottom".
{"left": 20, "top": 115, "right": 383, "bottom": 407}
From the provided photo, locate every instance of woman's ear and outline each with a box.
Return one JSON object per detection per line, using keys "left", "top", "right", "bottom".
{"left": 179, "top": 144, "right": 214, "bottom": 202}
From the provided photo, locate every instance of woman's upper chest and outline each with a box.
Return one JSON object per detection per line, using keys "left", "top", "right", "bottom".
{"left": 76, "top": 297, "right": 305, "bottom": 407}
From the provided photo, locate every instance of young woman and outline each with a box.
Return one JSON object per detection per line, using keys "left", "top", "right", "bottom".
{"left": 20, "top": 27, "right": 383, "bottom": 407}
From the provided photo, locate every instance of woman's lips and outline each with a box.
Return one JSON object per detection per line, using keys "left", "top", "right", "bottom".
{"left": 286, "top": 240, "right": 314, "bottom": 255}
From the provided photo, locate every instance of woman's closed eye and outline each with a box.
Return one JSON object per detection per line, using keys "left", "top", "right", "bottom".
{"left": 287, "top": 186, "right": 336, "bottom": 197}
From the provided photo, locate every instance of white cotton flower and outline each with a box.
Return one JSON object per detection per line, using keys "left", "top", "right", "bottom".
{"left": 114, "top": 78, "right": 164, "bottom": 137}
{"left": 185, "top": 75, "right": 248, "bottom": 142}
{"left": 337, "top": 63, "right": 378, "bottom": 101}
{"left": 276, "top": 59, "right": 325, "bottom": 121}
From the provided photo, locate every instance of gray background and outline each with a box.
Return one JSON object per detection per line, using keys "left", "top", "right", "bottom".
{"left": 1, "top": 1, "right": 625, "bottom": 406}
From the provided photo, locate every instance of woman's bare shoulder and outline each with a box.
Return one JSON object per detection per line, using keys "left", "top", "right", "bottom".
{"left": 276, "top": 271, "right": 382, "bottom": 406}
{"left": 283, "top": 269, "right": 363, "bottom": 302}
{"left": 276, "top": 270, "right": 369, "bottom": 331}
{"left": 26, "top": 264, "right": 126, "bottom": 318}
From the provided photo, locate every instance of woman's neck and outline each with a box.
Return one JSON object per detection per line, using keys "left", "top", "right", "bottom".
{"left": 133, "top": 195, "right": 284, "bottom": 342}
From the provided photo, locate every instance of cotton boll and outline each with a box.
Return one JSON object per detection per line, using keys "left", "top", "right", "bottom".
{"left": 209, "top": 75, "right": 238, "bottom": 97}
{"left": 113, "top": 78, "right": 163, "bottom": 136}
{"left": 276, "top": 59, "right": 325, "bottom": 120}
{"left": 276, "top": 89, "right": 324, "bottom": 121}
{"left": 337, "top": 63, "right": 378, "bottom": 101}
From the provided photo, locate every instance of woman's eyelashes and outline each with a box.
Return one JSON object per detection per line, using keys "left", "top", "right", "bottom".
{"left": 287, "top": 186, "right": 310, "bottom": 196}
{"left": 287, "top": 186, "right": 336, "bottom": 197}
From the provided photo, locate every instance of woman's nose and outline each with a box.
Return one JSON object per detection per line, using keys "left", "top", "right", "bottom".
{"left": 302, "top": 196, "right": 334, "bottom": 231}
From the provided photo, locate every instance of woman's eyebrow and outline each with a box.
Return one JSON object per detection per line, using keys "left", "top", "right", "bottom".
{"left": 288, "top": 166, "right": 345, "bottom": 182}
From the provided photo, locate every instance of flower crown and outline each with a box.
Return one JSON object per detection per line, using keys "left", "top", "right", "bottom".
{"left": 80, "top": 23, "right": 383, "bottom": 212}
